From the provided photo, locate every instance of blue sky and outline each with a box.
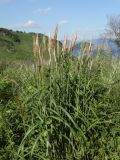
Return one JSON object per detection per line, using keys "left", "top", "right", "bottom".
{"left": 0, "top": 0, "right": 120, "bottom": 40}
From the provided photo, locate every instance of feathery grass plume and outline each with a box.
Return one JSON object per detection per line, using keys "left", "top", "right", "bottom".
{"left": 88, "top": 42, "right": 92, "bottom": 53}
{"left": 49, "top": 34, "right": 55, "bottom": 65}
{"left": 33, "top": 33, "right": 38, "bottom": 58}
{"left": 33, "top": 33, "right": 40, "bottom": 58}
{"left": 42, "top": 35, "right": 47, "bottom": 50}
{"left": 33, "top": 35, "right": 35, "bottom": 57}
{"left": 96, "top": 45, "right": 102, "bottom": 57}
{"left": 61, "top": 35, "right": 68, "bottom": 59}
{"left": 77, "top": 42, "right": 92, "bottom": 68}
{"left": 53, "top": 24, "right": 59, "bottom": 41}
{"left": 54, "top": 47, "right": 57, "bottom": 62}
{"left": 48, "top": 25, "right": 59, "bottom": 66}
{"left": 87, "top": 42, "right": 92, "bottom": 57}
{"left": 62, "top": 35, "right": 69, "bottom": 52}
{"left": 57, "top": 38, "right": 60, "bottom": 61}
{"left": 48, "top": 33, "right": 52, "bottom": 65}
{"left": 33, "top": 33, "right": 43, "bottom": 78}
{"left": 85, "top": 42, "right": 93, "bottom": 69}
{"left": 53, "top": 25, "right": 59, "bottom": 63}
{"left": 63, "top": 35, "right": 68, "bottom": 51}
{"left": 68, "top": 33, "right": 77, "bottom": 52}
{"left": 49, "top": 25, "right": 59, "bottom": 50}
{"left": 80, "top": 42, "right": 92, "bottom": 65}
{"left": 83, "top": 42, "right": 90, "bottom": 55}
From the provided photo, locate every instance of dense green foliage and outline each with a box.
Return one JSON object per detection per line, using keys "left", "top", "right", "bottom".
{"left": 0, "top": 51, "right": 120, "bottom": 159}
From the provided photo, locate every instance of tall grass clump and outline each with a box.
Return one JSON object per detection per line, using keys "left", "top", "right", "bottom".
{"left": 0, "top": 27, "right": 120, "bottom": 160}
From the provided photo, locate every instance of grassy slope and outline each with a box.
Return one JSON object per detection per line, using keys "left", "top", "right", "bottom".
{"left": 0, "top": 31, "right": 32, "bottom": 61}
{"left": 0, "top": 29, "right": 51, "bottom": 61}
{"left": 13, "top": 32, "right": 34, "bottom": 60}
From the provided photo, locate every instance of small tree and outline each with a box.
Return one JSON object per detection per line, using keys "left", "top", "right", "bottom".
{"left": 12, "top": 34, "right": 20, "bottom": 43}
{"left": 106, "top": 15, "right": 120, "bottom": 46}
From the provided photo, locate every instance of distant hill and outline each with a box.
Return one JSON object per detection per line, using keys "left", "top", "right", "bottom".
{"left": 92, "top": 38, "right": 120, "bottom": 56}
{"left": 73, "top": 38, "right": 120, "bottom": 57}
{"left": 0, "top": 28, "right": 62, "bottom": 61}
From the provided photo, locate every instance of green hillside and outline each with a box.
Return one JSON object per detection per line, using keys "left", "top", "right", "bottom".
{"left": 0, "top": 28, "right": 51, "bottom": 61}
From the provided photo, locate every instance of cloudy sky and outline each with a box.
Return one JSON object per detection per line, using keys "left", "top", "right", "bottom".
{"left": 0, "top": 0, "right": 120, "bottom": 40}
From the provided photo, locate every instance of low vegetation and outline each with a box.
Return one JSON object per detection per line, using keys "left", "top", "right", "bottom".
{"left": 0, "top": 28, "right": 120, "bottom": 160}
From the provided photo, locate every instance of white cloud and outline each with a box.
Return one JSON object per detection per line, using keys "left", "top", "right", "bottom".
{"left": 21, "top": 20, "right": 38, "bottom": 28}
{"left": 10, "top": 20, "right": 40, "bottom": 29}
{"left": 34, "top": 7, "right": 52, "bottom": 14}
{"left": 59, "top": 20, "right": 69, "bottom": 26}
